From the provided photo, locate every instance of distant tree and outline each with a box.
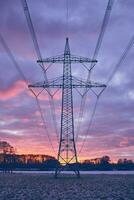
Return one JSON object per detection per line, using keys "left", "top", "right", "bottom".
{"left": 118, "top": 158, "right": 133, "bottom": 164}
{"left": 0, "top": 141, "right": 15, "bottom": 154}
{"left": 100, "top": 156, "right": 110, "bottom": 165}
{"left": 83, "top": 160, "right": 93, "bottom": 164}
{"left": 116, "top": 158, "right": 134, "bottom": 170}
{"left": 117, "top": 159, "right": 123, "bottom": 164}
{"left": 43, "top": 158, "right": 59, "bottom": 170}
{"left": 0, "top": 141, "right": 16, "bottom": 173}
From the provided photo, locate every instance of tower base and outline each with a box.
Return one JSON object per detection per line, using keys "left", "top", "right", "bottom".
{"left": 54, "top": 163, "right": 80, "bottom": 178}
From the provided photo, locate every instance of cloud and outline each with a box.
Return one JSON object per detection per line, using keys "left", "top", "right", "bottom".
{"left": 0, "top": 0, "right": 134, "bottom": 160}
{"left": 0, "top": 80, "right": 26, "bottom": 100}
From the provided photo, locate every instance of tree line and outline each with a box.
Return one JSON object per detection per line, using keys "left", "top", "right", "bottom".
{"left": 0, "top": 141, "right": 134, "bottom": 172}
{"left": 0, "top": 154, "right": 134, "bottom": 172}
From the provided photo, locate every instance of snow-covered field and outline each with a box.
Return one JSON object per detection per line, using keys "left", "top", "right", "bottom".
{"left": 0, "top": 173, "right": 134, "bottom": 200}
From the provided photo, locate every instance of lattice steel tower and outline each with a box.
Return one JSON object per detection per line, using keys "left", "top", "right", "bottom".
{"left": 29, "top": 38, "right": 106, "bottom": 177}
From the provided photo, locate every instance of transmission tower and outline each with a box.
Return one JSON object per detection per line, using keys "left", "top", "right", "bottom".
{"left": 29, "top": 38, "right": 106, "bottom": 177}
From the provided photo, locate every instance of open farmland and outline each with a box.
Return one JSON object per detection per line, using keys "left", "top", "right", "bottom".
{"left": 0, "top": 173, "right": 134, "bottom": 200}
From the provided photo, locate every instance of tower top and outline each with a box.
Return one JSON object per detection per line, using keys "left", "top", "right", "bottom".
{"left": 64, "top": 37, "right": 70, "bottom": 55}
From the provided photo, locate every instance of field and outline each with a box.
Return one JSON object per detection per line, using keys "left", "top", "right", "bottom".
{"left": 0, "top": 173, "right": 134, "bottom": 200}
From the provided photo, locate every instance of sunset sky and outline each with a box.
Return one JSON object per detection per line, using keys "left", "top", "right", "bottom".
{"left": 0, "top": 0, "right": 134, "bottom": 162}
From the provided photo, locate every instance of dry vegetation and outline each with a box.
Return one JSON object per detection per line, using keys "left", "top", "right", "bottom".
{"left": 0, "top": 173, "right": 134, "bottom": 200}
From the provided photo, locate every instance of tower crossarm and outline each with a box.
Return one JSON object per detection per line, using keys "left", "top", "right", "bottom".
{"left": 37, "top": 55, "right": 97, "bottom": 64}
{"left": 28, "top": 76, "right": 106, "bottom": 89}
{"left": 28, "top": 76, "right": 63, "bottom": 89}
{"left": 71, "top": 76, "right": 107, "bottom": 88}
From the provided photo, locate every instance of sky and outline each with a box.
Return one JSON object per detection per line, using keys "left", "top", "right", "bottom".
{"left": 0, "top": 0, "right": 134, "bottom": 162}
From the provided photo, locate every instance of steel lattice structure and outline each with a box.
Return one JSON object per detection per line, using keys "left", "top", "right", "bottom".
{"left": 29, "top": 38, "right": 106, "bottom": 177}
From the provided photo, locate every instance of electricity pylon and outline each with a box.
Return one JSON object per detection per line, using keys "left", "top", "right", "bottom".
{"left": 29, "top": 38, "right": 106, "bottom": 177}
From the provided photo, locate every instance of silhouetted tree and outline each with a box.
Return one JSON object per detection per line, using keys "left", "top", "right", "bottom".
{"left": 100, "top": 156, "right": 110, "bottom": 165}
{"left": 117, "top": 158, "right": 134, "bottom": 170}
{"left": 42, "top": 159, "right": 60, "bottom": 170}
{"left": 0, "top": 141, "right": 16, "bottom": 173}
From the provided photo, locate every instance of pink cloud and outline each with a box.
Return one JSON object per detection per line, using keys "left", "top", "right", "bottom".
{"left": 28, "top": 88, "right": 49, "bottom": 101}
{"left": 0, "top": 80, "right": 26, "bottom": 100}
{"left": 53, "top": 90, "right": 62, "bottom": 100}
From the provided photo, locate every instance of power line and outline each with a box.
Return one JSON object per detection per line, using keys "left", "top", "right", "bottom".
{"left": 78, "top": 34, "right": 134, "bottom": 156}
{"left": 35, "top": 97, "right": 56, "bottom": 156}
{"left": 21, "top": 0, "right": 59, "bottom": 144}
{"left": 78, "top": 96, "right": 99, "bottom": 155}
{"left": 29, "top": 89, "right": 56, "bottom": 156}
{"left": 75, "top": 94, "right": 86, "bottom": 142}
{"left": 76, "top": 0, "right": 114, "bottom": 144}
{"left": 0, "top": 33, "right": 56, "bottom": 156}
{"left": 21, "top": 0, "right": 42, "bottom": 61}
{"left": 89, "top": 0, "right": 115, "bottom": 72}
{"left": 106, "top": 34, "right": 134, "bottom": 85}
{"left": 66, "top": 0, "right": 69, "bottom": 37}
{"left": 0, "top": 33, "right": 28, "bottom": 84}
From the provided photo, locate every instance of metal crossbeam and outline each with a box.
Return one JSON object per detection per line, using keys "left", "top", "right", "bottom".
{"left": 29, "top": 38, "right": 106, "bottom": 178}
{"left": 29, "top": 77, "right": 106, "bottom": 89}
{"left": 37, "top": 55, "right": 97, "bottom": 64}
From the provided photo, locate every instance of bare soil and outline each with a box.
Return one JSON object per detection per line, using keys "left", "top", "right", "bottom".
{"left": 0, "top": 173, "right": 134, "bottom": 200}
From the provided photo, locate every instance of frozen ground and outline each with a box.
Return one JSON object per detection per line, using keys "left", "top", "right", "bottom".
{"left": 0, "top": 174, "right": 134, "bottom": 200}
{"left": 8, "top": 170, "right": 134, "bottom": 175}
